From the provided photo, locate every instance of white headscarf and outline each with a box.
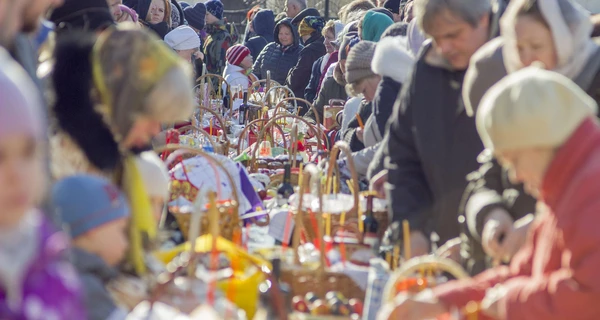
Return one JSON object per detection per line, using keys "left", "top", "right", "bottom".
{"left": 164, "top": 25, "right": 201, "bottom": 51}
{"left": 500, "top": 0, "right": 598, "bottom": 79}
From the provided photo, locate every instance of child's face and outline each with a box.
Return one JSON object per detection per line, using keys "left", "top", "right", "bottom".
{"left": 86, "top": 218, "right": 129, "bottom": 266}
{"left": 0, "top": 135, "right": 43, "bottom": 226}
{"left": 150, "top": 196, "right": 164, "bottom": 224}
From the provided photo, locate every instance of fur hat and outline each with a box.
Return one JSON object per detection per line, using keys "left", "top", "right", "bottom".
{"left": 477, "top": 66, "right": 598, "bottom": 152}
{"left": 205, "top": 0, "right": 224, "bottom": 20}
{"left": 345, "top": 40, "right": 377, "bottom": 84}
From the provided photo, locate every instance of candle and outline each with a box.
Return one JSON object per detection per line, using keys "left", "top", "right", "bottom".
{"left": 403, "top": 219, "right": 411, "bottom": 261}
{"left": 355, "top": 113, "right": 365, "bottom": 129}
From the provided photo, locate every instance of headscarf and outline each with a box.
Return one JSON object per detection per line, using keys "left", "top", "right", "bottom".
{"left": 170, "top": 2, "right": 181, "bottom": 28}
{"left": 500, "top": 0, "right": 598, "bottom": 79}
{"left": 299, "top": 16, "right": 325, "bottom": 37}
{"left": 362, "top": 11, "right": 394, "bottom": 42}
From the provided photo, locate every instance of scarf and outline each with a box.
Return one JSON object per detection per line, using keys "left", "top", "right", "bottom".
{"left": 501, "top": 0, "right": 598, "bottom": 79}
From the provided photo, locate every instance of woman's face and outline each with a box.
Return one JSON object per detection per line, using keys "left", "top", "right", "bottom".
{"left": 0, "top": 135, "right": 42, "bottom": 227}
{"left": 278, "top": 25, "right": 293, "bottom": 46}
{"left": 240, "top": 54, "right": 254, "bottom": 69}
{"left": 354, "top": 76, "right": 381, "bottom": 101}
{"left": 515, "top": 15, "right": 557, "bottom": 70}
{"left": 148, "top": 0, "right": 166, "bottom": 24}
{"left": 324, "top": 30, "right": 336, "bottom": 54}
{"left": 122, "top": 116, "right": 163, "bottom": 149}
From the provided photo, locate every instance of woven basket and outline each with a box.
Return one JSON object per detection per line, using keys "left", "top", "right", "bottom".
{"left": 156, "top": 145, "right": 240, "bottom": 241}
{"left": 190, "top": 106, "right": 231, "bottom": 156}
{"left": 195, "top": 74, "right": 233, "bottom": 119}
{"left": 236, "top": 118, "right": 288, "bottom": 156}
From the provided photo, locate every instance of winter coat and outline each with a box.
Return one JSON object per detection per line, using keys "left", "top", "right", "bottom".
{"left": 304, "top": 62, "right": 347, "bottom": 125}
{"left": 203, "top": 21, "right": 232, "bottom": 76}
{"left": 433, "top": 118, "right": 600, "bottom": 320}
{"left": 244, "top": 9, "right": 275, "bottom": 60}
{"left": 0, "top": 212, "right": 86, "bottom": 319}
{"left": 72, "top": 248, "right": 124, "bottom": 320}
{"left": 222, "top": 63, "right": 258, "bottom": 110}
{"left": 383, "top": 42, "right": 484, "bottom": 244}
{"left": 305, "top": 55, "right": 326, "bottom": 103}
{"left": 459, "top": 150, "right": 537, "bottom": 275}
{"left": 253, "top": 18, "right": 302, "bottom": 85}
{"left": 286, "top": 32, "right": 327, "bottom": 114}
{"left": 341, "top": 99, "right": 372, "bottom": 152}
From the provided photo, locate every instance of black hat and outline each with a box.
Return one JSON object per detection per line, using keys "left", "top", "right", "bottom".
{"left": 291, "top": 7, "right": 320, "bottom": 26}
{"left": 383, "top": 0, "right": 401, "bottom": 14}
{"left": 49, "top": 0, "right": 115, "bottom": 34}
{"left": 184, "top": 2, "right": 206, "bottom": 31}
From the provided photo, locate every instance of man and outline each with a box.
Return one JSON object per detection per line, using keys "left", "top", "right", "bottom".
{"left": 380, "top": 0, "right": 505, "bottom": 255}
{"left": 203, "top": 0, "right": 231, "bottom": 76}
{"left": 285, "top": 0, "right": 306, "bottom": 19}
{"left": 107, "top": 0, "right": 122, "bottom": 20}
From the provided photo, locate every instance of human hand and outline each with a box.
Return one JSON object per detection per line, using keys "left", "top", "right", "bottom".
{"left": 356, "top": 127, "right": 364, "bottom": 142}
{"left": 369, "top": 169, "right": 388, "bottom": 198}
{"left": 482, "top": 209, "right": 514, "bottom": 260}
{"left": 377, "top": 292, "right": 448, "bottom": 320}
{"left": 497, "top": 214, "right": 534, "bottom": 261}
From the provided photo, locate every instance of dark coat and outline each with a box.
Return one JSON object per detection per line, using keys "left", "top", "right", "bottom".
{"left": 244, "top": 9, "right": 275, "bottom": 60}
{"left": 342, "top": 100, "right": 372, "bottom": 152}
{"left": 304, "top": 63, "right": 347, "bottom": 124}
{"left": 305, "top": 56, "right": 325, "bottom": 103}
{"left": 286, "top": 32, "right": 326, "bottom": 114}
{"left": 383, "top": 43, "right": 484, "bottom": 244}
{"left": 253, "top": 18, "right": 302, "bottom": 85}
{"left": 373, "top": 76, "right": 402, "bottom": 135}
{"left": 459, "top": 150, "right": 537, "bottom": 275}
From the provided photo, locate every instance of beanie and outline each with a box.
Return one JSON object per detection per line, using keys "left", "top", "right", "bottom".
{"left": 0, "top": 50, "right": 43, "bottom": 141}
{"left": 165, "top": 25, "right": 201, "bottom": 50}
{"left": 184, "top": 2, "right": 206, "bottom": 31}
{"left": 226, "top": 44, "right": 251, "bottom": 66}
{"left": 345, "top": 40, "right": 377, "bottom": 84}
{"left": 49, "top": 0, "right": 115, "bottom": 34}
{"left": 476, "top": 66, "right": 598, "bottom": 152}
{"left": 205, "top": 0, "right": 224, "bottom": 20}
{"left": 135, "top": 151, "right": 170, "bottom": 199}
{"left": 383, "top": 0, "right": 401, "bottom": 14}
{"left": 339, "top": 32, "right": 359, "bottom": 60}
{"left": 179, "top": 1, "right": 190, "bottom": 9}
{"left": 52, "top": 175, "right": 130, "bottom": 238}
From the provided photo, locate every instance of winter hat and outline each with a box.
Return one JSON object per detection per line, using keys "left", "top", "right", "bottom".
{"left": 49, "top": 0, "right": 115, "bottom": 34}
{"left": 184, "top": 3, "right": 206, "bottom": 31}
{"left": 52, "top": 175, "right": 130, "bottom": 238}
{"left": 362, "top": 11, "right": 394, "bottom": 42}
{"left": 477, "top": 66, "right": 598, "bottom": 153}
{"left": 0, "top": 50, "right": 43, "bottom": 140}
{"left": 170, "top": 2, "right": 182, "bottom": 28}
{"left": 291, "top": 7, "right": 321, "bottom": 26}
{"left": 119, "top": 4, "right": 139, "bottom": 22}
{"left": 381, "top": 21, "right": 409, "bottom": 38}
{"left": 339, "top": 31, "right": 359, "bottom": 60}
{"left": 135, "top": 152, "right": 170, "bottom": 199}
{"left": 205, "top": 0, "right": 224, "bottom": 20}
{"left": 179, "top": 1, "right": 190, "bottom": 9}
{"left": 383, "top": 0, "right": 401, "bottom": 14}
{"left": 345, "top": 40, "right": 377, "bottom": 84}
{"left": 298, "top": 16, "right": 325, "bottom": 37}
{"left": 165, "top": 25, "right": 201, "bottom": 50}
{"left": 226, "top": 44, "right": 251, "bottom": 66}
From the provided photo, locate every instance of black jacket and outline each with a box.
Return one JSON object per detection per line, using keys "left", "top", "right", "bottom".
{"left": 459, "top": 150, "right": 536, "bottom": 274}
{"left": 305, "top": 56, "right": 325, "bottom": 103}
{"left": 373, "top": 76, "right": 402, "bottom": 136}
{"left": 244, "top": 9, "right": 275, "bottom": 60}
{"left": 253, "top": 18, "right": 302, "bottom": 85}
{"left": 383, "top": 43, "right": 484, "bottom": 244}
{"left": 342, "top": 100, "right": 372, "bottom": 152}
{"left": 286, "top": 32, "right": 326, "bottom": 114}
{"left": 304, "top": 63, "right": 347, "bottom": 124}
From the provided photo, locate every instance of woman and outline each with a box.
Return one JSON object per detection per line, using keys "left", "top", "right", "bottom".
{"left": 286, "top": 16, "right": 327, "bottom": 114}
{"left": 244, "top": 9, "right": 275, "bottom": 61}
{"left": 124, "top": 0, "right": 171, "bottom": 38}
{"left": 243, "top": 5, "right": 262, "bottom": 43}
{"left": 305, "top": 20, "right": 345, "bottom": 103}
{"left": 165, "top": 25, "right": 202, "bottom": 64}
{"left": 51, "top": 25, "right": 194, "bottom": 275}
{"left": 223, "top": 44, "right": 258, "bottom": 109}
{"left": 253, "top": 18, "right": 302, "bottom": 85}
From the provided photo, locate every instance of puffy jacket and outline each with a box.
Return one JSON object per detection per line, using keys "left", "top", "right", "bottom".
{"left": 253, "top": 18, "right": 302, "bottom": 85}
{"left": 286, "top": 32, "right": 326, "bottom": 114}
{"left": 244, "top": 9, "right": 275, "bottom": 60}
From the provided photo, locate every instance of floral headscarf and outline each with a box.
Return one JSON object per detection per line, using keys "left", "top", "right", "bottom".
{"left": 299, "top": 16, "right": 326, "bottom": 37}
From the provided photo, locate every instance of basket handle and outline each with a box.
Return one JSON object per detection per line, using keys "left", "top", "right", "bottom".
{"left": 177, "top": 125, "right": 219, "bottom": 153}
{"left": 236, "top": 118, "right": 288, "bottom": 158}
{"left": 273, "top": 97, "right": 322, "bottom": 126}
{"left": 195, "top": 106, "right": 231, "bottom": 155}
{"left": 195, "top": 74, "right": 234, "bottom": 119}
{"left": 325, "top": 142, "right": 360, "bottom": 219}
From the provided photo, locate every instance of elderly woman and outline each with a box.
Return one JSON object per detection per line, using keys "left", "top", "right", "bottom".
{"left": 253, "top": 18, "right": 302, "bottom": 85}
{"left": 51, "top": 25, "right": 193, "bottom": 274}
{"left": 165, "top": 25, "right": 202, "bottom": 63}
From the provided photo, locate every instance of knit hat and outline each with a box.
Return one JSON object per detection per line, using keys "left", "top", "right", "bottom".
{"left": 49, "top": 0, "right": 115, "bottom": 34}
{"left": 0, "top": 50, "right": 43, "bottom": 140}
{"left": 345, "top": 40, "right": 377, "bottom": 84}
{"left": 477, "top": 66, "right": 598, "bottom": 152}
{"left": 135, "top": 151, "right": 170, "bottom": 199}
{"left": 339, "top": 31, "right": 359, "bottom": 60}
{"left": 52, "top": 175, "right": 130, "bottom": 238}
{"left": 179, "top": 1, "right": 190, "bottom": 9}
{"left": 226, "top": 44, "right": 251, "bottom": 66}
{"left": 299, "top": 16, "right": 325, "bottom": 37}
{"left": 362, "top": 11, "right": 394, "bottom": 42}
{"left": 383, "top": 0, "right": 401, "bottom": 14}
{"left": 184, "top": 2, "right": 206, "bottom": 31}
{"left": 205, "top": 0, "right": 224, "bottom": 20}
{"left": 165, "top": 25, "right": 201, "bottom": 50}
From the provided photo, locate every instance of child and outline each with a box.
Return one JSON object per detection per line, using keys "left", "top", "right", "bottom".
{"left": 379, "top": 67, "right": 600, "bottom": 320}
{"left": 135, "top": 151, "right": 170, "bottom": 223}
{"left": 223, "top": 44, "right": 258, "bottom": 109}
{"left": 0, "top": 50, "right": 85, "bottom": 318}
{"left": 203, "top": 0, "right": 232, "bottom": 76}
{"left": 52, "top": 175, "right": 131, "bottom": 320}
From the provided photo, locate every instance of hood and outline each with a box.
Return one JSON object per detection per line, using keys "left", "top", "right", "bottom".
{"left": 372, "top": 36, "right": 415, "bottom": 84}
{"left": 252, "top": 9, "right": 275, "bottom": 41}
{"left": 274, "top": 18, "right": 300, "bottom": 47}
{"left": 362, "top": 11, "right": 394, "bottom": 42}
{"left": 72, "top": 248, "right": 118, "bottom": 283}
{"left": 291, "top": 8, "right": 321, "bottom": 25}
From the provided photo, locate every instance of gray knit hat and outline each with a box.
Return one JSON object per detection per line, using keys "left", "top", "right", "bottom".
{"left": 345, "top": 40, "right": 377, "bottom": 84}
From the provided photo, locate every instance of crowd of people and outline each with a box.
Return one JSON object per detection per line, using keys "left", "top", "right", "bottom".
{"left": 3, "top": 0, "right": 600, "bottom": 319}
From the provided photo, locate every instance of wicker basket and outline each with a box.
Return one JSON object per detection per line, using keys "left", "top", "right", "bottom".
{"left": 280, "top": 164, "right": 366, "bottom": 301}
{"left": 195, "top": 74, "right": 233, "bottom": 119}
{"left": 156, "top": 145, "right": 240, "bottom": 241}
{"left": 190, "top": 106, "right": 231, "bottom": 156}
